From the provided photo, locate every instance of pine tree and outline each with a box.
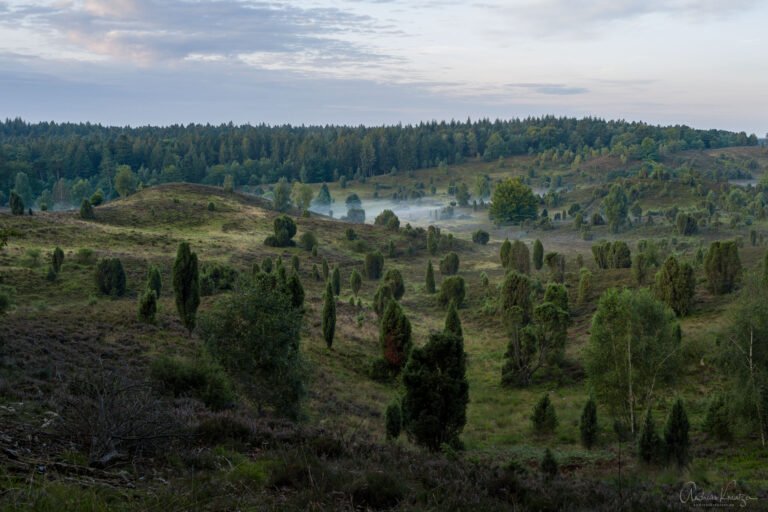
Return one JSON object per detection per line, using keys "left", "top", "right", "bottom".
{"left": 580, "top": 397, "right": 598, "bottom": 449}
{"left": 664, "top": 398, "right": 691, "bottom": 468}
{"left": 350, "top": 269, "right": 362, "bottom": 296}
{"left": 146, "top": 265, "right": 162, "bottom": 297}
{"left": 51, "top": 246, "right": 65, "bottom": 274}
{"left": 331, "top": 266, "right": 341, "bottom": 296}
{"left": 425, "top": 260, "right": 436, "bottom": 294}
{"left": 262, "top": 257, "right": 273, "bottom": 273}
{"left": 385, "top": 400, "right": 402, "bottom": 440}
{"left": 533, "top": 239, "right": 544, "bottom": 270}
{"left": 380, "top": 300, "right": 412, "bottom": 371}
{"left": 531, "top": 393, "right": 558, "bottom": 435}
{"left": 638, "top": 408, "right": 662, "bottom": 464}
{"left": 138, "top": 289, "right": 157, "bottom": 324}
{"left": 322, "top": 281, "right": 336, "bottom": 349}
{"left": 291, "top": 254, "right": 300, "bottom": 272}
{"left": 444, "top": 301, "right": 463, "bottom": 340}
{"left": 402, "top": 332, "right": 468, "bottom": 451}
{"left": 173, "top": 242, "right": 200, "bottom": 335}
{"left": 540, "top": 448, "right": 558, "bottom": 480}
{"left": 312, "top": 263, "right": 320, "bottom": 281}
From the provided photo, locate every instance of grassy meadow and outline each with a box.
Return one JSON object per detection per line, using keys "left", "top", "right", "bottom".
{"left": 2, "top": 146, "right": 768, "bottom": 510}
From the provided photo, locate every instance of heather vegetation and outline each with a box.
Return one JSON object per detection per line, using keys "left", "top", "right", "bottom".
{"left": 1, "top": 123, "right": 767, "bottom": 510}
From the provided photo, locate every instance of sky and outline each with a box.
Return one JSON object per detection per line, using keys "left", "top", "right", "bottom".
{"left": 0, "top": 0, "right": 765, "bottom": 134}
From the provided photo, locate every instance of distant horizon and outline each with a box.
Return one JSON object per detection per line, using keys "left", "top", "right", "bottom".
{"left": 2, "top": 115, "right": 761, "bottom": 136}
{"left": 1, "top": 1, "right": 766, "bottom": 136}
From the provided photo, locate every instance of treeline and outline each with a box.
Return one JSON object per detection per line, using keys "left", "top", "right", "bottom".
{"left": 0, "top": 117, "right": 757, "bottom": 206}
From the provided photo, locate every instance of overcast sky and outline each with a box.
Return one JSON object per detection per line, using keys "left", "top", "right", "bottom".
{"left": 0, "top": 0, "right": 765, "bottom": 134}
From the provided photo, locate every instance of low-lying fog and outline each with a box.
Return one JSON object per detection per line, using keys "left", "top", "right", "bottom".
{"left": 310, "top": 198, "right": 471, "bottom": 227}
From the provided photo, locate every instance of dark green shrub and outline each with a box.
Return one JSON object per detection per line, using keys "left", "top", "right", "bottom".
{"left": 374, "top": 209, "right": 400, "bottom": 230}
{"left": 384, "top": 268, "right": 405, "bottom": 300}
{"left": 440, "top": 252, "right": 460, "bottom": 275}
{"left": 173, "top": 242, "right": 200, "bottom": 335}
{"left": 638, "top": 409, "right": 662, "bottom": 465}
{"left": 95, "top": 258, "right": 126, "bottom": 296}
{"left": 531, "top": 393, "right": 558, "bottom": 435}
{"left": 704, "top": 240, "right": 741, "bottom": 294}
{"left": 286, "top": 272, "right": 305, "bottom": 310}
{"left": 402, "top": 332, "right": 467, "bottom": 451}
{"left": 322, "top": 258, "right": 329, "bottom": 280}
{"left": 151, "top": 355, "right": 235, "bottom": 410}
{"left": 385, "top": 400, "right": 402, "bottom": 440}
{"left": 322, "top": 281, "right": 336, "bottom": 349}
{"left": 146, "top": 265, "right": 162, "bottom": 297}
{"left": 344, "top": 228, "right": 357, "bottom": 240}
{"left": 195, "top": 413, "right": 252, "bottom": 444}
{"left": 654, "top": 255, "right": 695, "bottom": 316}
{"left": 365, "top": 250, "right": 385, "bottom": 279}
{"left": 75, "top": 247, "right": 95, "bottom": 264}
{"left": 201, "top": 272, "right": 304, "bottom": 418}
{"left": 472, "top": 230, "right": 490, "bottom": 245}
{"left": 45, "top": 265, "right": 57, "bottom": 282}
{"left": 137, "top": 289, "right": 158, "bottom": 323}
{"left": 540, "top": 448, "right": 558, "bottom": 480}
{"left": 380, "top": 300, "right": 412, "bottom": 371}
{"left": 533, "top": 239, "right": 544, "bottom": 270}
{"left": 664, "top": 398, "right": 691, "bottom": 468}
{"left": 264, "top": 215, "right": 297, "bottom": 247}
{"left": 425, "top": 260, "right": 436, "bottom": 293}
{"left": 298, "top": 231, "right": 317, "bottom": 251}
{"left": 262, "top": 257, "right": 273, "bottom": 273}
{"left": 373, "top": 284, "right": 394, "bottom": 317}
{"left": 348, "top": 471, "right": 405, "bottom": 510}
{"left": 90, "top": 189, "right": 104, "bottom": 206}
{"left": 51, "top": 247, "right": 65, "bottom": 273}
{"left": 200, "top": 262, "right": 239, "bottom": 296}
{"left": 580, "top": 397, "right": 598, "bottom": 449}
{"left": 10, "top": 191, "right": 24, "bottom": 215}
{"left": 331, "top": 266, "right": 341, "bottom": 296}
{"left": 676, "top": 212, "right": 698, "bottom": 236}
{"left": 79, "top": 199, "right": 95, "bottom": 220}
{"left": 291, "top": 255, "right": 300, "bottom": 272}
{"left": 702, "top": 394, "right": 732, "bottom": 442}
{"left": 438, "top": 276, "right": 465, "bottom": 308}
{"left": 350, "top": 269, "right": 362, "bottom": 296}
{"left": 507, "top": 240, "right": 530, "bottom": 274}
{"left": 444, "top": 301, "right": 463, "bottom": 340}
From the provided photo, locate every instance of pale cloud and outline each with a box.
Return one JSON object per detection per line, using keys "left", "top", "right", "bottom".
{"left": 0, "top": 0, "right": 764, "bottom": 134}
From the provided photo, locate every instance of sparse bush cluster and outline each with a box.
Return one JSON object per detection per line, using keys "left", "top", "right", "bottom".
{"left": 591, "top": 240, "right": 631, "bottom": 269}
